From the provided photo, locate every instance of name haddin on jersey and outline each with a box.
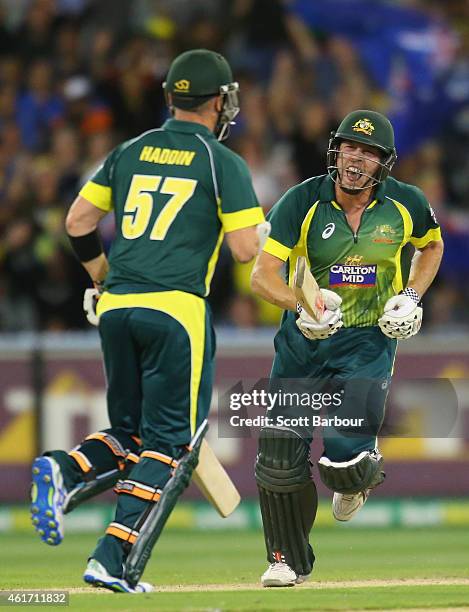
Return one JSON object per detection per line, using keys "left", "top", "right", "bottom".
{"left": 139, "top": 146, "right": 196, "bottom": 166}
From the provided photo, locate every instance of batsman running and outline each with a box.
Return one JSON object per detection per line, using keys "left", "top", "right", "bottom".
{"left": 30, "top": 49, "right": 267, "bottom": 593}
{"left": 251, "top": 110, "right": 443, "bottom": 587}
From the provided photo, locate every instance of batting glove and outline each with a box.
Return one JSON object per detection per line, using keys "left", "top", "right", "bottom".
{"left": 378, "top": 288, "right": 422, "bottom": 340}
{"left": 83, "top": 287, "right": 101, "bottom": 327}
{"left": 296, "top": 289, "right": 343, "bottom": 340}
{"left": 256, "top": 221, "right": 271, "bottom": 253}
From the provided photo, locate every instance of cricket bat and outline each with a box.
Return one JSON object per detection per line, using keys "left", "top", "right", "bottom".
{"left": 193, "top": 439, "right": 241, "bottom": 518}
{"left": 293, "top": 256, "right": 325, "bottom": 322}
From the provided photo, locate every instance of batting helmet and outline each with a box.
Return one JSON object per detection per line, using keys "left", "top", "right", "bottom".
{"left": 327, "top": 110, "right": 397, "bottom": 188}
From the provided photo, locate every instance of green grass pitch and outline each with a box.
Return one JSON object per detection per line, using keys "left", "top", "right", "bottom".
{"left": 2, "top": 527, "right": 468, "bottom": 610}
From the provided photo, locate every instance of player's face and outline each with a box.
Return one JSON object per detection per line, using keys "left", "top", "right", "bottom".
{"left": 337, "top": 141, "right": 382, "bottom": 191}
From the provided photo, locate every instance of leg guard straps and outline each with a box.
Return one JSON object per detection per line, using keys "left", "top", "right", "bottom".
{"left": 106, "top": 522, "right": 140, "bottom": 545}
{"left": 140, "top": 450, "right": 179, "bottom": 469}
{"left": 107, "top": 447, "right": 182, "bottom": 547}
{"left": 62, "top": 430, "right": 142, "bottom": 513}
{"left": 84, "top": 432, "right": 129, "bottom": 470}
{"left": 69, "top": 429, "right": 141, "bottom": 476}
{"left": 68, "top": 450, "right": 94, "bottom": 474}
{"left": 114, "top": 480, "right": 162, "bottom": 503}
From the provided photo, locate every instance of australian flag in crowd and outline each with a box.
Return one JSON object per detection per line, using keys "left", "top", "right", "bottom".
{"left": 290, "top": 0, "right": 468, "bottom": 158}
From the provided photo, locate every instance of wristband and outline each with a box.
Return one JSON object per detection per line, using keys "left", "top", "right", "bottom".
{"left": 93, "top": 280, "right": 105, "bottom": 294}
{"left": 68, "top": 230, "right": 103, "bottom": 263}
{"left": 401, "top": 287, "right": 421, "bottom": 304}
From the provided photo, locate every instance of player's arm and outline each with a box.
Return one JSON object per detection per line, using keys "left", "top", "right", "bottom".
{"left": 65, "top": 195, "right": 109, "bottom": 285}
{"left": 406, "top": 239, "right": 444, "bottom": 297}
{"left": 251, "top": 251, "right": 297, "bottom": 311}
{"left": 217, "top": 150, "right": 265, "bottom": 263}
{"left": 379, "top": 191, "right": 443, "bottom": 340}
{"left": 405, "top": 188, "right": 444, "bottom": 299}
{"left": 225, "top": 226, "right": 259, "bottom": 263}
{"left": 251, "top": 185, "right": 302, "bottom": 311}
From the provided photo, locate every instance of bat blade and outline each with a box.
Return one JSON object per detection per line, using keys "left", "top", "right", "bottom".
{"left": 193, "top": 439, "right": 241, "bottom": 518}
{"left": 293, "top": 256, "right": 325, "bottom": 322}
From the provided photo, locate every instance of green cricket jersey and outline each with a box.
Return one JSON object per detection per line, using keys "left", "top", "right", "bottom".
{"left": 79, "top": 119, "right": 264, "bottom": 297}
{"left": 264, "top": 174, "right": 442, "bottom": 327}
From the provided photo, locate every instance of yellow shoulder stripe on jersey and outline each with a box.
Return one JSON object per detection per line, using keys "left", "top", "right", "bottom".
{"left": 263, "top": 237, "right": 291, "bottom": 261}
{"left": 97, "top": 291, "right": 206, "bottom": 435}
{"left": 221, "top": 206, "right": 265, "bottom": 232}
{"left": 410, "top": 227, "right": 442, "bottom": 249}
{"left": 389, "top": 198, "right": 413, "bottom": 293}
{"left": 288, "top": 200, "right": 320, "bottom": 286}
{"left": 298, "top": 201, "right": 319, "bottom": 268}
{"left": 79, "top": 181, "right": 113, "bottom": 212}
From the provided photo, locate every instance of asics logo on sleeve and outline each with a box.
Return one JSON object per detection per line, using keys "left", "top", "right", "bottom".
{"left": 322, "top": 223, "right": 335, "bottom": 239}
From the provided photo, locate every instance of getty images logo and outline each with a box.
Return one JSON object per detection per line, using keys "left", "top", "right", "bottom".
{"left": 322, "top": 223, "right": 335, "bottom": 239}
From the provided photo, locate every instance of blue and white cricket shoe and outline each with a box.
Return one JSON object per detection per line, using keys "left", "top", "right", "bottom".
{"left": 30, "top": 456, "right": 66, "bottom": 546}
{"left": 83, "top": 559, "right": 154, "bottom": 593}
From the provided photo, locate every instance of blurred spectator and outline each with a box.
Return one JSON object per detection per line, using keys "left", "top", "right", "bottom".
{"left": 62, "top": 74, "right": 112, "bottom": 137}
{"left": 35, "top": 245, "right": 89, "bottom": 330}
{"left": 17, "top": 59, "right": 65, "bottom": 151}
{"left": 16, "top": 0, "right": 58, "bottom": 62}
{"left": 425, "top": 279, "right": 469, "bottom": 333}
{"left": 290, "top": 99, "right": 332, "bottom": 182}
{"left": 54, "top": 18, "right": 85, "bottom": 79}
{"left": 51, "top": 125, "right": 81, "bottom": 201}
{"left": 1, "top": 218, "right": 42, "bottom": 330}
{"left": 97, "top": 35, "right": 166, "bottom": 139}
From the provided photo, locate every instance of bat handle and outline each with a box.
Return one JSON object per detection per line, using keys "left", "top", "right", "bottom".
{"left": 316, "top": 294, "right": 325, "bottom": 316}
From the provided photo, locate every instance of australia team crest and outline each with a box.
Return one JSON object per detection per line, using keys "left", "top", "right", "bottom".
{"left": 352, "top": 118, "right": 375, "bottom": 136}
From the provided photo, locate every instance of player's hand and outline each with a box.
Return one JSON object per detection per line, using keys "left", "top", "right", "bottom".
{"left": 378, "top": 290, "right": 422, "bottom": 339}
{"left": 296, "top": 289, "right": 343, "bottom": 340}
{"left": 320, "top": 288, "right": 342, "bottom": 312}
{"left": 83, "top": 288, "right": 101, "bottom": 326}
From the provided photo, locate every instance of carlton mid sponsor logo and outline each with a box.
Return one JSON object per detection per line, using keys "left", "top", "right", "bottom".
{"left": 329, "top": 257, "right": 377, "bottom": 287}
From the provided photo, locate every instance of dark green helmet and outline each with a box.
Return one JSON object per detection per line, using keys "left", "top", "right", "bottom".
{"left": 327, "top": 109, "right": 397, "bottom": 188}
{"left": 163, "top": 49, "right": 239, "bottom": 141}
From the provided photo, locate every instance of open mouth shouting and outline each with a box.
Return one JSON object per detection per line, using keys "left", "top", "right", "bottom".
{"left": 345, "top": 165, "right": 363, "bottom": 182}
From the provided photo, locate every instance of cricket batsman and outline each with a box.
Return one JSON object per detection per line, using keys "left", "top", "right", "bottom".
{"left": 251, "top": 110, "right": 444, "bottom": 586}
{"left": 30, "top": 49, "right": 266, "bottom": 592}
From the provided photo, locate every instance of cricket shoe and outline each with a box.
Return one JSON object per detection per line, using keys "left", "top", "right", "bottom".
{"left": 332, "top": 489, "right": 369, "bottom": 522}
{"left": 30, "top": 456, "right": 66, "bottom": 545}
{"left": 261, "top": 562, "right": 309, "bottom": 587}
{"left": 83, "top": 559, "right": 154, "bottom": 593}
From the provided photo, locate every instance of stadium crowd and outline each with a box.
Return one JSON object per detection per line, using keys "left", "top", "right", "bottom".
{"left": 0, "top": 0, "right": 467, "bottom": 332}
